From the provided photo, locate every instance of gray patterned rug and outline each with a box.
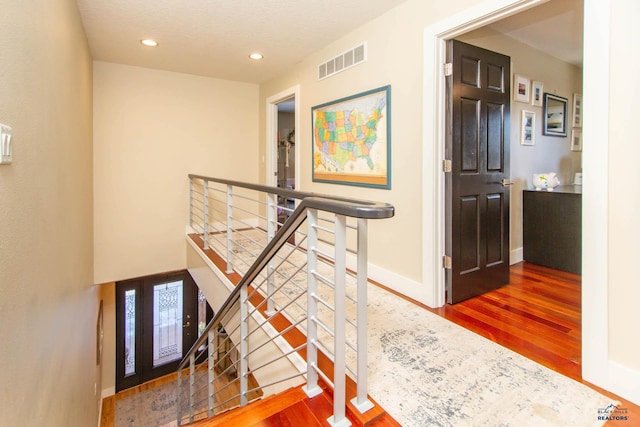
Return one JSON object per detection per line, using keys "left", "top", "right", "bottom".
{"left": 365, "top": 283, "right": 616, "bottom": 427}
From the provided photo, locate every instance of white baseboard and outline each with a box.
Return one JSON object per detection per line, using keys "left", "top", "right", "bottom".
{"left": 101, "top": 386, "right": 115, "bottom": 399}
{"left": 367, "top": 262, "right": 427, "bottom": 305}
{"left": 606, "top": 361, "right": 640, "bottom": 406}
{"left": 510, "top": 247, "right": 523, "bottom": 265}
{"left": 315, "top": 241, "right": 426, "bottom": 305}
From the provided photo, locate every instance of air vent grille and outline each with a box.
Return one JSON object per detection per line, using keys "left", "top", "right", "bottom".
{"left": 318, "top": 43, "right": 367, "bottom": 80}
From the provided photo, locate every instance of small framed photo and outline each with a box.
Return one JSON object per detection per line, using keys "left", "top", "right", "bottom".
{"left": 514, "top": 74, "right": 530, "bottom": 103}
{"left": 572, "top": 93, "right": 583, "bottom": 128}
{"left": 571, "top": 129, "right": 582, "bottom": 152}
{"left": 521, "top": 110, "right": 535, "bottom": 146}
{"left": 543, "top": 93, "right": 568, "bottom": 137}
{"left": 531, "top": 81, "right": 544, "bottom": 107}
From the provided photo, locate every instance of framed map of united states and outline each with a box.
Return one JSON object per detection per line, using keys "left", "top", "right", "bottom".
{"left": 312, "top": 85, "right": 391, "bottom": 189}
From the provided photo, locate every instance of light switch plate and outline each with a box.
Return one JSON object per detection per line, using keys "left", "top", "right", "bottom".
{"left": 0, "top": 123, "right": 12, "bottom": 164}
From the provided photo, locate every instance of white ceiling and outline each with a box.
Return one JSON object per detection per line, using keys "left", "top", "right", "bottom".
{"left": 76, "top": 0, "right": 583, "bottom": 84}
{"left": 76, "top": 0, "right": 409, "bottom": 83}
{"left": 488, "top": 0, "right": 583, "bottom": 68}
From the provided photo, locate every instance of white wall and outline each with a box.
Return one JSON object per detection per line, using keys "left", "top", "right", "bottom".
{"left": 458, "top": 27, "right": 583, "bottom": 256}
{"left": 93, "top": 62, "right": 259, "bottom": 284}
{"left": 607, "top": 0, "right": 640, "bottom": 374}
{"left": 0, "top": 0, "right": 98, "bottom": 424}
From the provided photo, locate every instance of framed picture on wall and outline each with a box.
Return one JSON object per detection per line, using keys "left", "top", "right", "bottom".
{"left": 521, "top": 110, "right": 535, "bottom": 146}
{"left": 531, "top": 81, "right": 544, "bottom": 107}
{"left": 572, "top": 93, "right": 583, "bottom": 127}
{"left": 513, "top": 74, "right": 531, "bottom": 103}
{"left": 571, "top": 129, "right": 583, "bottom": 151}
{"left": 311, "top": 85, "right": 391, "bottom": 189}
{"left": 543, "top": 93, "right": 568, "bottom": 137}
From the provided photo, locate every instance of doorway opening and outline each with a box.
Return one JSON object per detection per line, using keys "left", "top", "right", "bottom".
{"left": 423, "top": 0, "right": 592, "bottom": 378}
{"left": 266, "top": 86, "right": 300, "bottom": 193}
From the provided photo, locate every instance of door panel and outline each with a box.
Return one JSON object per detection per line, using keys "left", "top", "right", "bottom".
{"left": 446, "top": 39, "right": 511, "bottom": 304}
{"left": 116, "top": 270, "right": 203, "bottom": 392}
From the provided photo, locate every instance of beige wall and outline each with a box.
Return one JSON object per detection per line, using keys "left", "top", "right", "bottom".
{"left": 259, "top": 0, "right": 479, "bottom": 297}
{"left": 608, "top": 0, "right": 640, "bottom": 371}
{"left": 458, "top": 27, "right": 583, "bottom": 255}
{"left": 93, "top": 62, "right": 259, "bottom": 284}
{"left": 0, "top": 0, "right": 97, "bottom": 425}
{"left": 256, "top": 0, "right": 640, "bottom": 400}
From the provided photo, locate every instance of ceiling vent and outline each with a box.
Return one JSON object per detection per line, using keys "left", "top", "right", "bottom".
{"left": 318, "top": 42, "right": 367, "bottom": 80}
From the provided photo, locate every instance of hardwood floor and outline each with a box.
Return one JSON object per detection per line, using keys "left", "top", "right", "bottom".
{"left": 415, "top": 261, "right": 639, "bottom": 426}
{"left": 104, "top": 243, "right": 638, "bottom": 426}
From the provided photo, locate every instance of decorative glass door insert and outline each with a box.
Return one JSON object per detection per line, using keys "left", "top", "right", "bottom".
{"left": 152, "top": 280, "right": 184, "bottom": 367}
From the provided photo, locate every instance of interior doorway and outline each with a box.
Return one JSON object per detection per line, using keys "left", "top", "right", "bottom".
{"left": 266, "top": 86, "right": 300, "bottom": 192}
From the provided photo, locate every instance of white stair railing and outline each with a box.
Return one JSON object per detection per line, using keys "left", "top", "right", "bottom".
{"left": 179, "top": 174, "right": 394, "bottom": 426}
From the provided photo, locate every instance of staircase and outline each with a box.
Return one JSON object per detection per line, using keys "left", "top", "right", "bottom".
{"left": 180, "top": 175, "right": 395, "bottom": 426}
{"left": 184, "top": 233, "right": 397, "bottom": 426}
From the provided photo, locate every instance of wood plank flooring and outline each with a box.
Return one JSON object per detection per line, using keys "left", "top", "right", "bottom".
{"left": 405, "top": 261, "right": 639, "bottom": 426}
{"left": 103, "top": 241, "right": 639, "bottom": 426}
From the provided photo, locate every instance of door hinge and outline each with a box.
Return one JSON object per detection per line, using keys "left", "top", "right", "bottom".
{"left": 443, "top": 255, "right": 452, "bottom": 269}
{"left": 444, "top": 63, "right": 453, "bottom": 77}
{"left": 443, "top": 159, "right": 452, "bottom": 173}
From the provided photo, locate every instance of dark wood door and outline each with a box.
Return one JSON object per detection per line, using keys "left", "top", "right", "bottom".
{"left": 116, "top": 270, "right": 201, "bottom": 391}
{"left": 445, "top": 40, "right": 511, "bottom": 304}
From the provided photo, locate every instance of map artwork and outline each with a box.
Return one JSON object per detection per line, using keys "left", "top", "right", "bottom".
{"left": 312, "top": 86, "right": 390, "bottom": 188}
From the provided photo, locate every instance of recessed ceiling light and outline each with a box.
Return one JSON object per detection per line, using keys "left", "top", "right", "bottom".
{"left": 140, "top": 39, "right": 159, "bottom": 47}
{"left": 249, "top": 53, "right": 263, "bottom": 60}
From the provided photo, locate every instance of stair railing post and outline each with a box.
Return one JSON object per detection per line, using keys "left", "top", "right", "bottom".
{"left": 203, "top": 180, "right": 209, "bottom": 250}
{"left": 189, "top": 353, "right": 196, "bottom": 423}
{"left": 208, "top": 328, "right": 216, "bottom": 417}
{"left": 303, "top": 208, "right": 322, "bottom": 398}
{"left": 329, "top": 214, "right": 351, "bottom": 427}
{"left": 189, "top": 178, "right": 194, "bottom": 230}
{"left": 240, "top": 283, "right": 249, "bottom": 406}
{"left": 266, "top": 192, "right": 277, "bottom": 315}
{"left": 226, "top": 184, "right": 233, "bottom": 273}
{"left": 351, "top": 218, "right": 374, "bottom": 413}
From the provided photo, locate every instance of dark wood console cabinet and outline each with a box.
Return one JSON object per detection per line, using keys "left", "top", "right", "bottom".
{"left": 523, "top": 186, "right": 582, "bottom": 274}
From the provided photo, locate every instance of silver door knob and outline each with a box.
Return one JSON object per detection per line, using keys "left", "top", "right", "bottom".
{"left": 501, "top": 179, "right": 514, "bottom": 187}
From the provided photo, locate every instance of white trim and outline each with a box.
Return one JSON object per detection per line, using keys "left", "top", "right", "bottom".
{"left": 316, "top": 241, "right": 426, "bottom": 304}
{"left": 510, "top": 247, "right": 523, "bottom": 265}
{"left": 581, "top": 0, "right": 610, "bottom": 391}
{"left": 421, "top": 0, "right": 548, "bottom": 309}
{"left": 607, "top": 361, "right": 640, "bottom": 406}
{"left": 101, "top": 386, "right": 115, "bottom": 399}
{"left": 266, "top": 86, "right": 301, "bottom": 189}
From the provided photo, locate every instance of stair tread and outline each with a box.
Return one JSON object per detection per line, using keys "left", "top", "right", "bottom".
{"left": 185, "top": 386, "right": 307, "bottom": 427}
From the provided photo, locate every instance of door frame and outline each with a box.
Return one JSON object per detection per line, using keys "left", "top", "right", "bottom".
{"left": 266, "top": 85, "right": 300, "bottom": 189}
{"left": 421, "top": 0, "right": 547, "bottom": 309}
{"left": 421, "top": 0, "right": 613, "bottom": 398}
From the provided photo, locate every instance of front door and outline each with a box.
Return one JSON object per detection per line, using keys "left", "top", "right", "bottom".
{"left": 445, "top": 40, "right": 511, "bottom": 304}
{"left": 115, "top": 270, "right": 201, "bottom": 392}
